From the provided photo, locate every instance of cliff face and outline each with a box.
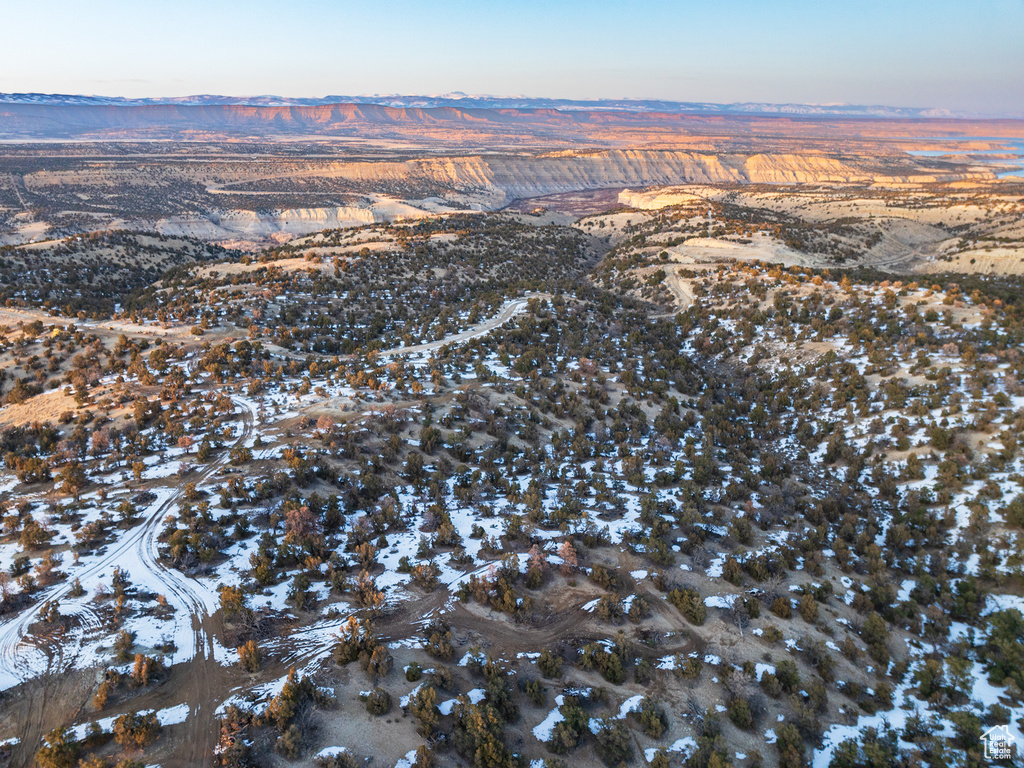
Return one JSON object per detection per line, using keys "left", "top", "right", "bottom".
{"left": 471, "top": 151, "right": 874, "bottom": 194}
{"left": 7, "top": 140, "right": 995, "bottom": 250}
{"left": 150, "top": 202, "right": 431, "bottom": 242}
{"left": 260, "top": 149, "right": 971, "bottom": 201}
{"left": 137, "top": 150, "right": 884, "bottom": 244}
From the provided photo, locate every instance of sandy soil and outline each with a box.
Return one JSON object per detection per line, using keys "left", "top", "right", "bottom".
{"left": 668, "top": 235, "right": 809, "bottom": 268}
{"left": 916, "top": 246, "right": 1024, "bottom": 274}
{"left": 0, "top": 389, "right": 78, "bottom": 428}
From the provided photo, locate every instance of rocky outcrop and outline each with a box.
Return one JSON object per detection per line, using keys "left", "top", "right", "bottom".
{"left": 150, "top": 203, "right": 408, "bottom": 241}
{"left": 252, "top": 149, "right": 949, "bottom": 203}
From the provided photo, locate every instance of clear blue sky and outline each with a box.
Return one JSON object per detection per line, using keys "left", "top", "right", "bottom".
{"left": 3, "top": 0, "right": 1021, "bottom": 114}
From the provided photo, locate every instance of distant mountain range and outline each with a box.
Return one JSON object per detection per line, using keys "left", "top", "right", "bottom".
{"left": 1, "top": 94, "right": 1019, "bottom": 144}
{"left": 0, "top": 92, "right": 980, "bottom": 118}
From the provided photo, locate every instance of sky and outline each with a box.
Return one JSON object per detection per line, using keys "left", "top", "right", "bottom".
{"left": 2, "top": 0, "right": 1022, "bottom": 115}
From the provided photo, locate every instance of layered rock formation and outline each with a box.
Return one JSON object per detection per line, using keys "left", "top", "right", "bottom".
{"left": 210, "top": 149, "right": 991, "bottom": 202}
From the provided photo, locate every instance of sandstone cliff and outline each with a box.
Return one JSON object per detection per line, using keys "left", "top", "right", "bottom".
{"left": 225, "top": 149, "right": 984, "bottom": 202}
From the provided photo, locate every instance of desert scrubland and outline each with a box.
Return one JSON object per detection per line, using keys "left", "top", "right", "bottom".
{"left": 0, "top": 105, "right": 1023, "bottom": 768}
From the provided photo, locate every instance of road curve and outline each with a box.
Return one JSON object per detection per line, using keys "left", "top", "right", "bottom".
{"left": 0, "top": 294, "right": 529, "bottom": 688}
{"left": 0, "top": 398, "right": 255, "bottom": 691}
{"left": 0, "top": 298, "right": 534, "bottom": 760}
{"left": 379, "top": 293, "right": 544, "bottom": 359}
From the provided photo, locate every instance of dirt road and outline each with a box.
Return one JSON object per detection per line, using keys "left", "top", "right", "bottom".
{"left": 0, "top": 293, "right": 544, "bottom": 763}
{"left": 1, "top": 399, "right": 254, "bottom": 767}
{"left": 379, "top": 294, "right": 543, "bottom": 359}
{"left": 663, "top": 267, "right": 695, "bottom": 311}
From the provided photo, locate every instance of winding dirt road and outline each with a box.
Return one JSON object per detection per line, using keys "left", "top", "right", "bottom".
{"left": 0, "top": 294, "right": 539, "bottom": 764}
{"left": 1, "top": 398, "right": 254, "bottom": 767}
{"left": 379, "top": 294, "right": 543, "bottom": 359}
{"left": 1, "top": 294, "right": 531, "bottom": 687}
{"left": 663, "top": 267, "right": 695, "bottom": 311}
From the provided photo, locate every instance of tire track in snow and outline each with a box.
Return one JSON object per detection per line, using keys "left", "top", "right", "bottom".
{"left": 0, "top": 397, "right": 255, "bottom": 690}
